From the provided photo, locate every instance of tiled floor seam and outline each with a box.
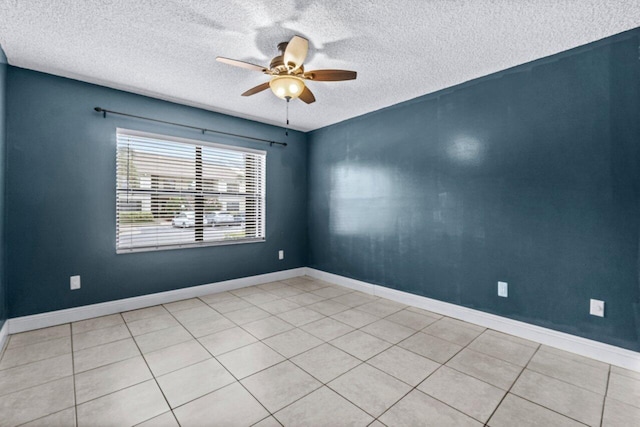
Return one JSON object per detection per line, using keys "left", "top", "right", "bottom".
{"left": 378, "top": 331, "right": 519, "bottom": 425}
{"left": 126, "top": 323, "right": 183, "bottom": 339}
{"left": 121, "top": 316, "right": 176, "bottom": 426}
{"left": 73, "top": 352, "right": 141, "bottom": 374}
{"left": 599, "top": 364, "right": 611, "bottom": 427}
{"left": 524, "top": 365, "right": 609, "bottom": 396}
{"left": 250, "top": 415, "right": 280, "bottom": 427}
{"left": 370, "top": 361, "right": 465, "bottom": 425}
{"left": 161, "top": 298, "right": 389, "bottom": 423}
{"left": 301, "top": 339, "right": 423, "bottom": 422}
{"left": 0, "top": 350, "right": 74, "bottom": 373}
{"left": 70, "top": 320, "right": 80, "bottom": 427}
{"left": 4, "top": 333, "right": 68, "bottom": 351}
{"left": 233, "top": 328, "right": 382, "bottom": 421}
{"left": 71, "top": 322, "right": 126, "bottom": 337}
{"left": 495, "top": 345, "right": 596, "bottom": 426}
{"left": 0, "top": 372, "right": 75, "bottom": 399}
{"left": 537, "top": 347, "right": 611, "bottom": 371}
{"left": 484, "top": 339, "right": 539, "bottom": 425}
{"left": 398, "top": 327, "right": 469, "bottom": 366}
{"left": 162, "top": 302, "right": 277, "bottom": 421}
{"left": 463, "top": 330, "right": 535, "bottom": 367}
{"left": 14, "top": 408, "right": 75, "bottom": 427}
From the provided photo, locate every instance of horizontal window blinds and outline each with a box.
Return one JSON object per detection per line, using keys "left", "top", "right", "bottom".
{"left": 116, "top": 130, "right": 266, "bottom": 252}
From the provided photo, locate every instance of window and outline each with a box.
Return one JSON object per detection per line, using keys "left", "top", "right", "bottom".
{"left": 116, "top": 129, "right": 266, "bottom": 252}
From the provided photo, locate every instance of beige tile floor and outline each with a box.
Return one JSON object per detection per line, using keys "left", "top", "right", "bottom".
{"left": 1, "top": 276, "right": 639, "bottom": 426}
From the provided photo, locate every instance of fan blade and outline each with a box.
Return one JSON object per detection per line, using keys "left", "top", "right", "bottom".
{"left": 298, "top": 86, "right": 316, "bottom": 104}
{"left": 216, "top": 57, "right": 266, "bottom": 72}
{"left": 303, "top": 69, "right": 357, "bottom": 81}
{"left": 283, "top": 35, "right": 308, "bottom": 71}
{"left": 241, "top": 82, "right": 270, "bottom": 97}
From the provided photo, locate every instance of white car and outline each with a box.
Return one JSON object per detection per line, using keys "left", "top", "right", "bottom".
{"left": 206, "top": 212, "right": 236, "bottom": 226}
{"left": 172, "top": 212, "right": 195, "bottom": 228}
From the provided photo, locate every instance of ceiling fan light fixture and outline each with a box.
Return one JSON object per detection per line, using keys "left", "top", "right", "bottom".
{"left": 269, "top": 75, "right": 305, "bottom": 100}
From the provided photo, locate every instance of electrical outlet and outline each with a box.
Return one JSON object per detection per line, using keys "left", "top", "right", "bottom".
{"left": 70, "top": 275, "right": 81, "bottom": 290}
{"left": 498, "top": 281, "right": 508, "bottom": 297}
{"left": 278, "top": 250, "right": 284, "bottom": 260}
{"left": 590, "top": 299, "right": 605, "bottom": 317}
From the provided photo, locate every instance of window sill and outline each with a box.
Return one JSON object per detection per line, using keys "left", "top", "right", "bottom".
{"left": 116, "top": 237, "right": 266, "bottom": 254}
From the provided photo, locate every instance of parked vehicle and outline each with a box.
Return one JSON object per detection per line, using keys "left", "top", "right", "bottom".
{"left": 206, "top": 212, "right": 244, "bottom": 227}
{"left": 171, "top": 212, "right": 195, "bottom": 228}
{"left": 172, "top": 211, "right": 245, "bottom": 228}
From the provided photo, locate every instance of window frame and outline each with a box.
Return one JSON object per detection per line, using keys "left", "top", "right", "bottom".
{"left": 115, "top": 128, "right": 266, "bottom": 254}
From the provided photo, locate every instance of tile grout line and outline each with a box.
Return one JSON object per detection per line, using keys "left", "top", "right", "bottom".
{"left": 70, "top": 322, "right": 79, "bottom": 427}
{"left": 182, "top": 284, "right": 392, "bottom": 421}
{"left": 120, "top": 313, "right": 179, "bottom": 426}
{"left": 365, "top": 325, "right": 487, "bottom": 424}
{"left": 599, "top": 364, "right": 611, "bottom": 427}
{"left": 14, "top": 407, "right": 73, "bottom": 427}
{"left": 0, "top": 344, "right": 73, "bottom": 372}
{"left": 537, "top": 346, "right": 611, "bottom": 371}
{"left": 3, "top": 331, "right": 69, "bottom": 351}
{"left": 501, "top": 345, "right": 597, "bottom": 426}
{"left": 483, "top": 340, "right": 540, "bottom": 425}
{"left": 365, "top": 321, "right": 543, "bottom": 425}
{"left": 524, "top": 364, "right": 610, "bottom": 396}
{"left": 274, "top": 312, "right": 446, "bottom": 423}
{"left": 162, "top": 300, "right": 277, "bottom": 423}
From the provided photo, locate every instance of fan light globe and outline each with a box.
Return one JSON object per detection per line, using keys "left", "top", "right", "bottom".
{"left": 269, "top": 76, "right": 305, "bottom": 100}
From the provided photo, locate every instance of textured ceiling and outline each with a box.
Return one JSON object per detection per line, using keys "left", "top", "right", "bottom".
{"left": 1, "top": 1, "right": 639, "bottom": 131}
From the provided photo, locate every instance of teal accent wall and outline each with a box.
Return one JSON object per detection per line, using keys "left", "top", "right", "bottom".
{"left": 4, "top": 29, "right": 640, "bottom": 353}
{"left": 6, "top": 68, "right": 307, "bottom": 317}
{"left": 0, "top": 46, "right": 6, "bottom": 331}
{"left": 307, "top": 29, "right": 640, "bottom": 351}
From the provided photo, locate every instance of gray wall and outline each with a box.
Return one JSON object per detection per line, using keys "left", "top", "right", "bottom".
{"left": 307, "top": 30, "right": 640, "bottom": 351}
{"left": 0, "top": 46, "right": 6, "bottom": 330}
{"left": 6, "top": 68, "right": 307, "bottom": 317}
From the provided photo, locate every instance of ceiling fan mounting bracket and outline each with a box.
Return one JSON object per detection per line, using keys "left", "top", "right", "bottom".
{"left": 277, "top": 41, "right": 289, "bottom": 54}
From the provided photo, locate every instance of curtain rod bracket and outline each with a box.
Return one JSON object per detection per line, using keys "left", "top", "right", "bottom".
{"left": 93, "top": 106, "right": 287, "bottom": 147}
{"left": 94, "top": 107, "right": 106, "bottom": 118}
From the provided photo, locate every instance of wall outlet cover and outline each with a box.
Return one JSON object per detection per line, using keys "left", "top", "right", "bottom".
{"left": 590, "top": 299, "right": 605, "bottom": 317}
{"left": 498, "top": 281, "right": 508, "bottom": 297}
{"left": 70, "top": 275, "right": 81, "bottom": 290}
{"left": 278, "top": 250, "right": 284, "bottom": 260}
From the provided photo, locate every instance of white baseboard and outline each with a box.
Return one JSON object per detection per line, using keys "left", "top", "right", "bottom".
{"left": 0, "top": 320, "right": 9, "bottom": 357}
{"left": 305, "top": 267, "right": 640, "bottom": 372}
{"left": 8, "top": 267, "right": 306, "bottom": 334}
{"left": 7, "top": 265, "right": 639, "bottom": 372}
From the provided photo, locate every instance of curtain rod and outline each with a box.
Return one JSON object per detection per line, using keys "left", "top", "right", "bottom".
{"left": 93, "top": 107, "right": 287, "bottom": 147}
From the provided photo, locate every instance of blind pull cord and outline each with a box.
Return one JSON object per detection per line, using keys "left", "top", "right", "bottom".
{"left": 285, "top": 97, "right": 290, "bottom": 137}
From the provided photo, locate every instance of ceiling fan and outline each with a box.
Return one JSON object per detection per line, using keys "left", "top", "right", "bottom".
{"left": 216, "top": 35, "right": 357, "bottom": 104}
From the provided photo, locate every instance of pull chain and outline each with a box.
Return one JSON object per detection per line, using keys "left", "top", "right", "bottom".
{"left": 285, "top": 97, "right": 290, "bottom": 137}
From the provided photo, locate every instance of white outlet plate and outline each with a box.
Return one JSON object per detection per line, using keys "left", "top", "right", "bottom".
{"left": 498, "top": 281, "right": 508, "bottom": 297}
{"left": 590, "top": 299, "right": 605, "bottom": 317}
{"left": 278, "top": 250, "right": 284, "bottom": 260}
{"left": 70, "top": 275, "right": 81, "bottom": 290}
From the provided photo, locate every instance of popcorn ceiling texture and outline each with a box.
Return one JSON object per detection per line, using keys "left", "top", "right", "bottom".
{"left": 0, "top": 0, "right": 639, "bottom": 131}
